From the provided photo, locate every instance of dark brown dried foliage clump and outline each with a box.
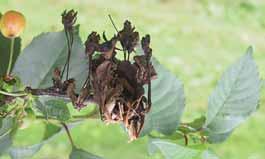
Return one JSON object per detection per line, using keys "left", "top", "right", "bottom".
{"left": 61, "top": 9, "right": 77, "bottom": 31}
{"left": 26, "top": 11, "right": 157, "bottom": 141}
{"left": 82, "top": 30, "right": 157, "bottom": 141}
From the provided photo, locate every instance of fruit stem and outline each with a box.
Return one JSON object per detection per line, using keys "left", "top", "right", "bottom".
{"left": 6, "top": 38, "right": 15, "bottom": 76}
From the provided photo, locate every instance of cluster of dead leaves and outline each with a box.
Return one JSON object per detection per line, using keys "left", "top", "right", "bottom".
{"left": 40, "top": 10, "right": 157, "bottom": 141}
{"left": 81, "top": 20, "right": 157, "bottom": 140}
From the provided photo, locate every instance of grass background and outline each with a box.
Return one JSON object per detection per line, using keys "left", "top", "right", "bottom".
{"left": 1, "top": 0, "right": 265, "bottom": 158}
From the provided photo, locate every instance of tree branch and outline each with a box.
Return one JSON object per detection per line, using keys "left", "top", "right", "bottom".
{"left": 1, "top": 87, "right": 96, "bottom": 107}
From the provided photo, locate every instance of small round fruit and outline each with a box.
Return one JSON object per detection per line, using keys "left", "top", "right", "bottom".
{"left": 0, "top": 10, "right": 26, "bottom": 38}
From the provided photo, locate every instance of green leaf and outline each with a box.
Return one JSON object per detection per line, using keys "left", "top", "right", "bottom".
{"left": 201, "top": 150, "right": 219, "bottom": 159}
{"left": 135, "top": 44, "right": 185, "bottom": 136}
{"left": 0, "top": 117, "right": 16, "bottom": 155}
{"left": 0, "top": 33, "right": 21, "bottom": 76}
{"left": 204, "top": 47, "right": 260, "bottom": 143}
{"left": 9, "top": 144, "right": 42, "bottom": 159}
{"left": 177, "top": 116, "right": 206, "bottom": 135}
{"left": 9, "top": 121, "right": 81, "bottom": 159}
{"left": 13, "top": 26, "right": 88, "bottom": 90}
{"left": 9, "top": 122, "right": 61, "bottom": 159}
{"left": 70, "top": 146, "right": 103, "bottom": 159}
{"left": 33, "top": 96, "right": 71, "bottom": 121}
{"left": 35, "top": 98, "right": 70, "bottom": 121}
{"left": 43, "top": 122, "right": 61, "bottom": 140}
{"left": 206, "top": 131, "right": 231, "bottom": 144}
{"left": 148, "top": 139, "right": 216, "bottom": 159}
{"left": 24, "top": 107, "right": 35, "bottom": 119}
{"left": 0, "top": 135, "right": 12, "bottom": 155}
{"left": 141, "top": 57, "right": 185, "bottom": 135}
{"left": 44, "top": 100, "right": 71, "bottom": 121}
{"left": 187, "top": 116, "right": 206, "bottom": 131}
{"left": 261, "top": 79, "right": 265, "bottom": 88}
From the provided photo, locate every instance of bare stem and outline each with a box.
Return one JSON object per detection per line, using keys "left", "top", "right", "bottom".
{"left": 108, "top": 14, "right": 119, "bottom": 33}
{"left": 61, "top": 29, "right": 73, "bottom": 80}
{"left": 108, "top": 14, "right": 127, "bottom": 61}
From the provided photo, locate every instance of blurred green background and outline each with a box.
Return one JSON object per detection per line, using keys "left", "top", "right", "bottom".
{"left": 1, "top": 0, "right": 265, "bottom": 159}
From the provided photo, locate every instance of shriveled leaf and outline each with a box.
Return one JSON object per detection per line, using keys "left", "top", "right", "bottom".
{"left": 141, "top": 57, "right": 185, "bottom": 135}
{"left": 148, "top": 139, "right": 214, "bottom": 159}
{"left": 204, "top": 47, "right": 260, "bottom": 143}
{"left": 70, "top": 146, "right": 103, "bottom": 159}
{"left": 0, "top": 32, "right": 21, "bottom": 76}
{"left": 0, "top": 117, "right": 16, "bottom": 155}
{"left": 13, "top": 26, "right": 88, "bottom": 90}
{"left": 9, "top": 122, "right": 61, "bottom": 159}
